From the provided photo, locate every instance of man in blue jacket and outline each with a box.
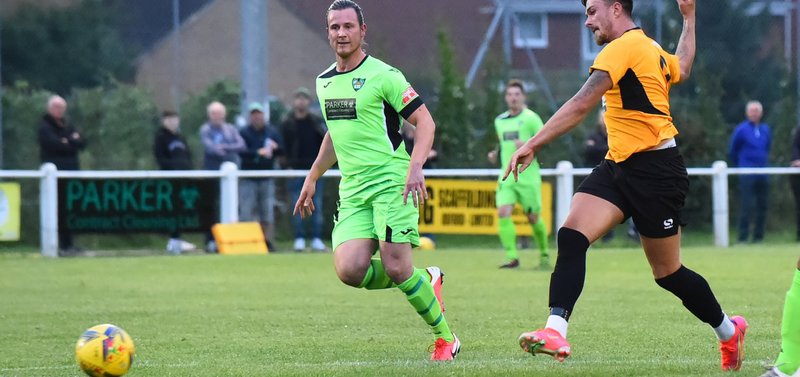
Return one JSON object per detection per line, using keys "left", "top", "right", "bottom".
{"left": 729, "top": 100, "right": 771, "bottom": 243}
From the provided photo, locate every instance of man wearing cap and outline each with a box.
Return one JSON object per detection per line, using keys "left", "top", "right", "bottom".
{"left": 281, "top": 87, "right": 328, "bottom": 252}
{"left": 239, "top": 102, "right": 283, "bottom": 250}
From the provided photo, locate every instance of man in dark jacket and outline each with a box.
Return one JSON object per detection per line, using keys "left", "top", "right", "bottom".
{"left": 154, "top": 110, "right": 196, "bottom": 254}
{"left": 38, "top": 95, "right": 86, "bottom": 254}
{"left": 281, "top": 87, "right": 328, "bottom": 252}
{"left": 154, "top": 110, "right": 193, "bottom": 171}
{"left": 239, "top": 102, "right": 283, "bottom": 250}
{"left": 39, "top": 95, "right": 85, "bottom": 170}
{"left": 583, "top": 111, "right": 609, "bottom": 168}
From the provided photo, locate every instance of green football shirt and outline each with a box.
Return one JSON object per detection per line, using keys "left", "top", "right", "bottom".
{"left": 316, "top": 56, "right": 423, "bottom": 198}
{"left": 494, "top": 108, "right": 544, "bottom": 182}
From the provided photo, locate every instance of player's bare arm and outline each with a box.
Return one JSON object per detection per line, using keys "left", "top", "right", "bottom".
{"left": 403, "top": 104, "right": 435, "bottom": 207}
{"left": 293, "top": 131, "right": 337, "bottom": 218}
{"left": 675, "top": 0, "right": 696, "bottom": 82}
{"left": 503, "top": 70, "right": 612, "bottom": 181}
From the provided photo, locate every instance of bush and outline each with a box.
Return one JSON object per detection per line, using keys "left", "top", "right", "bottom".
{"left": 69, "top": 79, "right": 159, "bottom": 170}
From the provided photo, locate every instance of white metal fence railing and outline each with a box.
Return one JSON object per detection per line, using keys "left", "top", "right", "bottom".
{"left": 5, "top": 161, "right": 800, "bottom": 256}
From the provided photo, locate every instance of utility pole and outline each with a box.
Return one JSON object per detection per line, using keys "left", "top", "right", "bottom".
{"left": 240, "top": 0, "right": 268, "bottom": 120}
{"left": 0, "top": 15, "right": 4, "bottom": 169}
{"left": 794, "top": 0, "right": 800, "bottom": 122}
{"left": 655, "top": 0, "right": 664, "bottom": 45}
{"left": 172, "top": 0, "right": 182, "bottom": 114}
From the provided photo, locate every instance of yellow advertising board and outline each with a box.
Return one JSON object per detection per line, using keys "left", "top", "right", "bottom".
{"left": 419, "top": 179, "right": 552, "bottom": 235}
{"left": 0, "top": 183, "right": 21, "bottom": 241}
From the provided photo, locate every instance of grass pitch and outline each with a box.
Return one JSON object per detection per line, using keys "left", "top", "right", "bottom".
{"left": 0, "top": 243, "right": 796, "bottom": 376}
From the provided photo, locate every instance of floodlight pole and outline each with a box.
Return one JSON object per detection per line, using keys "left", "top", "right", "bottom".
{"left": 172, "top": 0, "right": 182, "bottom": 114}
{"left": 240, "top": 0, "right": 269, "bottom": 117}
{"left": 796, "top": 0, "right": 800, "bottom": 121}
{"left": 655, "top": 0, "right": 663, "bottom": 45}
{"left": 0, "top": 14, "right": 4, "bottom": 169}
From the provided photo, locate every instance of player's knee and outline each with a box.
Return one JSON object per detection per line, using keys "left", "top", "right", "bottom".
{"left": 382, "top": 260, "right": 411, "bottom": 284}
{"left": 334, "top": 259, "right": 370, "bottom": 287}
{"left": 649, "top": 261, "right": 681, "bottom": 280}
{"left": 555, "top": 227, "right": 590, "bottom": 261}
{"left": 497, "top": 205, "right": 513, "bottom": 218}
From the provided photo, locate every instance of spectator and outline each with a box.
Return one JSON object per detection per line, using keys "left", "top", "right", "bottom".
{"left": 281, "top": 87, "right": 328, "bottom": 252}
{"left": 791, "top": 124, "right": 800, "bottom": 241}
{"left": 583, "top": 111, "right": 608, "bottom": 168}
{"left": 154, "top": 110, "right": 196, "bottom": 254}
{"left": 199, "top": 101, "right": 245, "bottom": 252}
{"left": 239, "top": 102, "right": 283, "bottom": 251}
{"left": 38, "top": 95, "right": 86, "bottom": 255}
{"left": 729, "top": 100, "right": 771, "bottom": 243}
{"left": 200, "top": 101, "right": 246, "bottom": 170}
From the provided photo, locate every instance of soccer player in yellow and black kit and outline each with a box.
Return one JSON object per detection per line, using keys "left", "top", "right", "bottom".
{"left": 505, "top": 0, "right": 748, "bottom": 371}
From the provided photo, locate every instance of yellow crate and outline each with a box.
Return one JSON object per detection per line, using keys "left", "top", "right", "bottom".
{"left": 211, "top": 222, "right": 269, "bottom": 255}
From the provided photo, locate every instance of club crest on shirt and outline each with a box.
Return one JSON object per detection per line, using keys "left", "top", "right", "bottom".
{"left": 352, "top": 78, "right": 366, "bottom": 91}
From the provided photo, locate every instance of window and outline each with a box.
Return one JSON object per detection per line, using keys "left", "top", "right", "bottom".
{"left": 513, "top": 13, "right": 548, "bottom": 49}
{"left": 581, "top": 24, "right": 603, "bottom": 71}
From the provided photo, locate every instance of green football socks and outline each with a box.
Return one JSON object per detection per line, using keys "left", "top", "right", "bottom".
{"left": 776, "top": 268, "right": 800, "bottom": 375}
{"left": 533, "top": 220, "right": 549, "bottom": 257}
{"left": 397, "top": 269, "right": 454, "bottom": 342}
{"left": 358, "top": 258, "right": 395, "bottom": 290}
{"left": 498, "top": 216, "right": 518, "bottom": 261}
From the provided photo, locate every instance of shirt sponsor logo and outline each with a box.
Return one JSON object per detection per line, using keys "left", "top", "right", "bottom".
{"left": 402, "top": 86, "right": 418, "bottom": 105}
{"left": 325, "top": 98, "right": 357, "bottom": 120}
{"left": 503, "top": 131, "right": 519, "bottom": 141}
{"left": 352, "top": 78, "right": 366, "bottom": 91}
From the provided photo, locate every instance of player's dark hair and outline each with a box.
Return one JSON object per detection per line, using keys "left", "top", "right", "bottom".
{"left": 505, "top": 79, "right": 526, "bottom": 95}
{"left": 327, "top": 0, "right": 365, "bottom": 26}
{"left": 581, "top": 0, "right": 633, "bottom": 17}
{"left": 161, "top": 110, "right": 177, "bottom": 118}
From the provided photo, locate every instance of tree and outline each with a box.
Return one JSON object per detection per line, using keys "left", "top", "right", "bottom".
{"left": 1, "top": 0, "right": 134, "bottom": 94}
{"left": 69, "top": 79, "right": 159, "bottom": 170}
{"left": 433, "top": 28, "right": 477, "bottom": 168}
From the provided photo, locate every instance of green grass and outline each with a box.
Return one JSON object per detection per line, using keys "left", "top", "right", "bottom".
{"left": 0, "top": 244, "right": 796, "bottom": 376}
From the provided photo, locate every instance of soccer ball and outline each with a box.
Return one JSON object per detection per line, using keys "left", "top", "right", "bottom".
{"left": 75, "top": 324, "right": 135, "bottom": 377}
{"left": 418, "top": 236, "right": 436, "bottom": 250}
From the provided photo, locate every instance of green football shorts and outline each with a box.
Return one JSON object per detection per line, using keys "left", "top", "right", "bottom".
{"left": 496, "top": 178, "right": 542, "bottom": 214}
{"left": 332, "top": 186, "right": 420, "bottom": 250}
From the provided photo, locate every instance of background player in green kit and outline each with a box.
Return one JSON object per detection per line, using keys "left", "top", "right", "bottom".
{"left": 292, "top": 0, "right": 460, "bottom": 361}
{"left": 487, "top": 79, "right": 549, "bottom": 269}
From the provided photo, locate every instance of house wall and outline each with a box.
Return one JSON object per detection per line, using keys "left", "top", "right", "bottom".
{"left": 135, "top": 0, "right": 331, "bottom": 110}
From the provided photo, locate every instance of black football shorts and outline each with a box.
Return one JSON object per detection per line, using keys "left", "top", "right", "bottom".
{"left": 576, "top": 147, "right": 689, "bottom": 238}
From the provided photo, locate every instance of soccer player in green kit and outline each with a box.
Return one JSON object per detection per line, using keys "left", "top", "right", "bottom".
{"left": 293, "top": 0, "right": 460, "bottom": 361}
{"left": 488, "top": 79, "right": 549, "bottom": 269}
{"left": 761, "top": 257, "right": 800, "bottom": 377}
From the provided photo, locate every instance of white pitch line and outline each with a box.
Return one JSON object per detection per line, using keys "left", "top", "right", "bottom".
{"left": 0, "top": 362, "right": 199, "bottom": 373}
{"left": 281, "top": 356, "right": 715, "bottom": 368}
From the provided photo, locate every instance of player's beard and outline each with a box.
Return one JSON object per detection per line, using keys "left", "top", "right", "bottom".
{"left": 593, "top": 29, "right": 610, "bottom": 45}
